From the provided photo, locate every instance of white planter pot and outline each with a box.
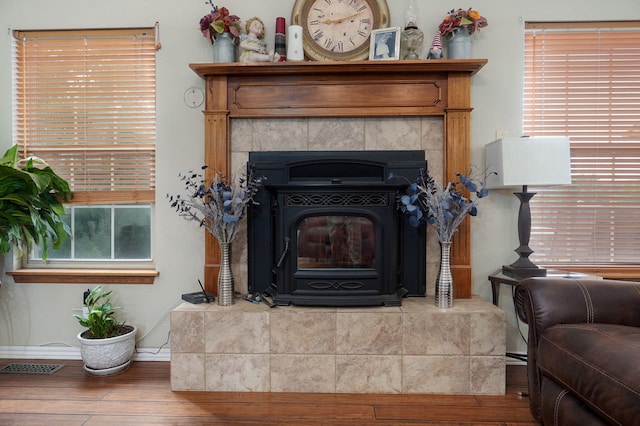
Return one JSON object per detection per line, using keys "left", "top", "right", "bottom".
{"left": 77, "top": 325, "right": 137, "bottom": 375}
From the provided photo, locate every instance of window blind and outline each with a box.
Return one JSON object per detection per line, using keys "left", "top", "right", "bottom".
{"left": 13, "top": 28, "right": 157, "bottom": 204}
{"left": 524, "top": 22, "right": 640, "bottom": 265}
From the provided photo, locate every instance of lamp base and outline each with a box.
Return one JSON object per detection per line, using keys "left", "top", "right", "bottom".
{"left": 502, "top": 264, "right": 547, "bottom": 279}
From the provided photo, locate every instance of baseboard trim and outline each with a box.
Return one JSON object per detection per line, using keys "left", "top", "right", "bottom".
{"left": 0, "top": 346, "right": 170, "bottom": 362}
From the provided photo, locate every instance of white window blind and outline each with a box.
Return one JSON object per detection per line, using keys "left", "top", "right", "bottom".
{"left": 13, "top": 28, "right": 157, "bottom": 204}
{"left": 524, "top": 22, "right": 640, "bottom": 266}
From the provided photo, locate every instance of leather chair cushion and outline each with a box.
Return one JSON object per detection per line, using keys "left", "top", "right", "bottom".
{"left": 539, "top": 323, "right": 640, "bottom": 425}
{"left": 540, "top": 378, "right": 609, "bottom": 426}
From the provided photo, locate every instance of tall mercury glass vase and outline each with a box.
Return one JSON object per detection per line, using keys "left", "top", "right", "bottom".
{"left": 217, "top": 242, "right": 235, "bottom": 306}
{"left": 447, "top": 28, "right": 472, "bottom": 59}
{"left": 213, "top": 31, "right": 236, "bottom": 63}
{"left": 435, "top": 241, "right": 454, "bottom": 308}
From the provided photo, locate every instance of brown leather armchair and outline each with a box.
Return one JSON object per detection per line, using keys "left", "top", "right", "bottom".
{"left": 515, "top": 277, "right": 640, "bottom": 425}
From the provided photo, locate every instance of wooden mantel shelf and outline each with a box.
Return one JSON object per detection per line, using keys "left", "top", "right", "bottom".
{"left": 191, "top": 59, "right": 487, "bottom": 298}
{"left": 190, "top": 59, "right": 487, "bottom": 77}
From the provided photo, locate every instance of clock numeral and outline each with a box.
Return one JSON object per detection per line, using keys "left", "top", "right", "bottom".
{"left": 357, "top": 30, "right": 367, "bottom": 37}
{"left": 335, "top": 41, "right": 344, "bottom": 52}
{"left": 309, "top": 19, "right": 320, "bottom": 25}
{"left": 356, "top": 5, "right": 367, "bottom": 13}
{"left": 360, "top": 18, "right": 371, "bottom": 24}
{"left": 324, "top": 38, "right": 333, "bottom": 49}
{"left": 312, "top": 7, "right": 323, "bottom": 13}
{"left": 349, "top": 38, "right": 356, "bottom": 46}
{"left": 324, "top": 0, "right": 332, "bottom": 5}
{"left": 313, "top": 30, "right": 324, "bottom": 41}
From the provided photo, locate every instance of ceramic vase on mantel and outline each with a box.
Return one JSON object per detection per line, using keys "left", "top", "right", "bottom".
{"left": 435, "top": 241, "right": 454, "bottom": 308}
{"left": 217, "top": 242, "right": 235, "bottom": 306}
{"left": 213, "top": 31, "right": 236, "bottom": 63}
{"left": 447, "top": 28, "right": 472, "bottom": 59}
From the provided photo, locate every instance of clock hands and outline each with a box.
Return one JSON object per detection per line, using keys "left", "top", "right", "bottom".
{"left": 321, "top": 10, "right": 365, "bottom": 25}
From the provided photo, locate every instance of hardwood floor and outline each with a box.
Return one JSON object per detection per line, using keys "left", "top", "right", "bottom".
{"left": 0, "top": 359, "right": 536, "bottom": 425}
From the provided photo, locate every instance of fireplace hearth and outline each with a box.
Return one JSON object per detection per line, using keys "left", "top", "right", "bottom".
{"left": 248, "top": 151, "right": 426, "bottom": 307}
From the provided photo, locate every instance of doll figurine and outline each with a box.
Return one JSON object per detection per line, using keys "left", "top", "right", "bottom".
{"left": 240, "top": 17, "right": 281, "bottom": 62}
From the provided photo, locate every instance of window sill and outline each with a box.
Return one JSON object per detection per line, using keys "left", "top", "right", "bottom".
{"left": 548, "top": 265, "right": 640, "bottom": 281}
{"left": 7, "top": 268, "right": 158, "bottom": 284}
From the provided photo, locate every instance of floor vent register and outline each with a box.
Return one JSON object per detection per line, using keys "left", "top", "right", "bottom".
{"left": 0, "top": 363, "right": 65, "bottom": 375}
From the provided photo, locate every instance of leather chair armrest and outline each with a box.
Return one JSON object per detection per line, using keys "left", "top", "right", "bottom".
{"left": 515, "top": 278, "right": 640, "bottom": 335}
{"left": 514, "top": 277, "right": 640, "bottom": 423}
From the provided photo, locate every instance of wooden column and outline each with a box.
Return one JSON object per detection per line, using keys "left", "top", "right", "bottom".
{"left": 203, "top": 76, "right": 230, "bottom": 294}
{"left": 445, "top": 72, "right": 474, "bottom": 298}
{"left": 191, "top": 60, "right": 486, "bottom": 297}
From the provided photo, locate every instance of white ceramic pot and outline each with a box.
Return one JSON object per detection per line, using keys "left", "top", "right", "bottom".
{"left": 77, "top": 325, "right": 137, "bottom": 375}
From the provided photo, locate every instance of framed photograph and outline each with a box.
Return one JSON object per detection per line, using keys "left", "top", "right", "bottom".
{"left": 369, "top": 27, "right": 401, "bottom": 61}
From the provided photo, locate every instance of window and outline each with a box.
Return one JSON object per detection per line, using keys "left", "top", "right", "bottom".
{"left": 11, "top": 27, "right": 159, "bottom": 282}
{"left": 31, "top": 205, "right": 152, "bottom": 263}
{"left": 524, "top": 22, "right": 640, "bottom": 278}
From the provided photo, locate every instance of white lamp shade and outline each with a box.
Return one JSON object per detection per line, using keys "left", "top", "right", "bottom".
{"left": 484, "top": 137, "right": 572, "bottom": 189}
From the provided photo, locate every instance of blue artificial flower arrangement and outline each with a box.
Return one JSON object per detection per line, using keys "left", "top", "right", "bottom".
{"left": 394, "top": 168, "right": 492, "bottom": 243}
{"left": 168, "top": 166, "right": 264, "bottom": 243}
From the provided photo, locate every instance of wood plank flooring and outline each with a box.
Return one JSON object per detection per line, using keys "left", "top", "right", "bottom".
{"left": 0, "top": 359, "right": 536, "bottom": 425}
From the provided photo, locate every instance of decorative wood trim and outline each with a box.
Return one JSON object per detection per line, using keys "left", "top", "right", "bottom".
{"left": 191, "top": 59, "right": 487, "bottom": 298}
{"left": 7, "top": 269, "right": 158, "bottom": 284}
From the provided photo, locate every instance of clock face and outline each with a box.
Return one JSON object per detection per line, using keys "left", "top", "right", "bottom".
{"left": 307, "top": 0, "right": 373, "bottom": 54}
{"left": 292, "top": 0, "right": 389, "bottom": 61}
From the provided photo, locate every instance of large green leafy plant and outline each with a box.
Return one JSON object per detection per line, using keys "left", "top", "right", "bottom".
{"left": 0, "top": 145, "right": 71, "bottom": 259}
{"left": 73, "top": 285, "right": 127, "bottom": 339}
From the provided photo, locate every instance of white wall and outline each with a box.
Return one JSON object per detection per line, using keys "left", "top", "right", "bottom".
{"left": 1, "top": 0, "right": 638, "bottom": 355}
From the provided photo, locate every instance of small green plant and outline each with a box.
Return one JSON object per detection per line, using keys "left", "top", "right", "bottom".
{"left": 73, "top": 286, "right": 125, "bottom": 339}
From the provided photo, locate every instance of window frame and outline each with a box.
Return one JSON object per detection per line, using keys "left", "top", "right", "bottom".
{"left": 524, "top": 21, "right": 640, "bottom": 280}
{"left": 8, "top": 27, "right": 159, "bottom": 284}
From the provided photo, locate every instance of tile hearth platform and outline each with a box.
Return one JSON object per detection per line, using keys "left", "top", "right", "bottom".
{"left": 170, "top": 296, "right": 505, "bottom": 394}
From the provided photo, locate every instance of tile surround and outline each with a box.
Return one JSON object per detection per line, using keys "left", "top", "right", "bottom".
{"left": 229, "top": 116, "right": 445, "bottom": 295}
{"left": 170, "top": 297, "right": 506, "bottom": 394}
{"left": 172, "top": 116, "right": 506, "bottom": 395}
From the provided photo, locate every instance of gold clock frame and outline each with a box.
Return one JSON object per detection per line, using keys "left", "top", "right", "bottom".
{"left": 291, "top": 0, "right": 390, "bottom": 61}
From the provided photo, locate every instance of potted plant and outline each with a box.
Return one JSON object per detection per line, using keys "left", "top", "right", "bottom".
{"left": 0, "top": 145, "right": 71, "bottom": 261}
{"left": 199, "top": 2, "right": 242, "bottom": 62}
{"left": 438, "top": 8, "right": 488, "bottom": 59}
{"left": 73, "top": 285, "right": 137, "bottom": 375}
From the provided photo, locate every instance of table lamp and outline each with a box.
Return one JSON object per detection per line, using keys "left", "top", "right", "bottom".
{"left": 485, "top": 137, "right": 572, "bottom": 278}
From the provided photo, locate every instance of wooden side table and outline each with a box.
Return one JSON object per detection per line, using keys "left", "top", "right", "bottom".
{"left": 488, "top": 269, "right": 601, "bottom": 306}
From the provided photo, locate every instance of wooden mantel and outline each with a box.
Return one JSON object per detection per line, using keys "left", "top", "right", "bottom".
{"left": 190, "top": 59, "right": 487, "bottom": 299}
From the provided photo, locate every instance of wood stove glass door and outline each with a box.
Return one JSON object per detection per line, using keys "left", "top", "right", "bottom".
{"left": 297, "top": 215, "right": 375, "bottom": 270}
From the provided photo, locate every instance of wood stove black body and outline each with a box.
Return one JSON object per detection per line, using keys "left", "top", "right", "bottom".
{"left": 248, "top": 151, "right": 426, "bottom": 307}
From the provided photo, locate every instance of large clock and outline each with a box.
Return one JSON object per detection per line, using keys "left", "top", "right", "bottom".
{"left": 291, "top": 0, "right": 390, "bottom": 61}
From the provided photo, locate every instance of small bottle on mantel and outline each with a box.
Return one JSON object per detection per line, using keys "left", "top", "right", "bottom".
{"left": 274, "top": 17, "right": 287, "bottom": 61}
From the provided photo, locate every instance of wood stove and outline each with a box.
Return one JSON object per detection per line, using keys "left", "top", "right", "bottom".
{"left": 248, "top": 151, "right": 426, "bottom": 307}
